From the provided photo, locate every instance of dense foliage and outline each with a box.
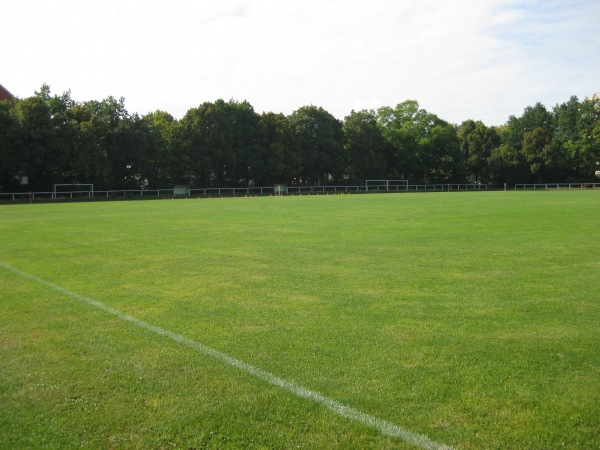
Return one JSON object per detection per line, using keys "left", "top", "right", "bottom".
{"left": 1, "top": 84, "right": 599, "bottom": 191}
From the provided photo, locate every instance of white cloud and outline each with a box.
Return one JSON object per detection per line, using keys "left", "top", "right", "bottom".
{"left": 2, "top": 0, "right": 599, "bottom": 125}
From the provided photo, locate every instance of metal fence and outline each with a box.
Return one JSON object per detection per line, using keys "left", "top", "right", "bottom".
{"left": 2, "top": 182, "right": 556, "bottom": 203}
{"left": 514, "top": 183, "right": 600, "bottom": 190}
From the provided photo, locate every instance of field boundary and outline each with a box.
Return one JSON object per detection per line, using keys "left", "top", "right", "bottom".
{"left": 4, "top": 182, "right": 600, "bottom": 203}
{"left": 0, "top": 262, "right": 453, "bottom": 450}
{"left": 0, "top": 183, "right": 487, "bottom": 203}
{"left": 515, "top": 182, "right": 600, "bottom": 190}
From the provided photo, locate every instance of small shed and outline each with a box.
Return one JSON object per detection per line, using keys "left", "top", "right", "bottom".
{"left": 174, "top": 185, "right": 190, "bottom": 196}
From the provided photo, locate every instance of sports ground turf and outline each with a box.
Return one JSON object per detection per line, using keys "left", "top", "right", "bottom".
{"left": 1, "top": 191, "right": 599, "bottom": 449}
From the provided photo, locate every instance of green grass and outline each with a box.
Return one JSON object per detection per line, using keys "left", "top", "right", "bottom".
{"left": 1, "top": 191, "right": 599, "bottom": 449}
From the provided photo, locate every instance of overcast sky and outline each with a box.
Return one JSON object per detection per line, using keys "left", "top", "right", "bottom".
{"left": 3, "top": 0, "right": 599, "bottom": 125}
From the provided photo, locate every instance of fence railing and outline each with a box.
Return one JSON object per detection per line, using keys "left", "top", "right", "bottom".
{"left": 515, "top": 183, "right": 600, "bottom": 190}
{"left": 19, "top": 182, "right": 600, "bottom": 203}
{"left": 405, "top": 184, "right": 488, "bottom": 191}
{"left": 0, "top": 189, "right": 177, "bottom": 201}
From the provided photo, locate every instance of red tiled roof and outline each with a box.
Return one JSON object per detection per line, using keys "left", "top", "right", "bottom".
{"left": 0, "top": 84, "right": 15, "bottom": 101}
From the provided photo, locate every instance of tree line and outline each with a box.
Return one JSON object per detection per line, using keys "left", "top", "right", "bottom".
{"left": 1, "top": 84, "right": 599, "bottom": 192}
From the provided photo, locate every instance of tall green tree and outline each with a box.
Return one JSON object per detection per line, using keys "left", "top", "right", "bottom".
{"left": 0, "top": 100, "right": 19, "bottom": 191}
{"left": 225, "top": 100, "right": 261, "bottom": 186}
{"left": 343, "top": 110, "right": 390, "bottom": 182}
{"left": 489, "top": 124, "right": 529, "bottom": 185}
{"left": 39, "top": 88, "right": 112, "bottom": 188}
{"left": 376, "top": 101, "right": 421, "bottom": 181}
{"left": 178, "top": 104, "right": 211, "bottom": 187}
{"left": 553, "top": 96, "right": 600, "bottom": 180}
{"left": 288, "top": 106, "right": 344, "bottom": 185}
{"left": 80, "top": 96, "right": 134, "bottom": 188}
{"left": 458, "top": 120, "right": 500, "bottom": 183}
{"left": 255, "top": 112, "right": 300, "bottom": 185}
{"left": 111, "top": 115, "right": 155, "bottom": 189}
{"left": 179, "top": 99, "right": 261, "bottom": 187}
{"left": 521, "top": 127, "right": 565, "bottom": 182}
{"left": 553, "top": 96, "right": 581, "bottom": 145}
{"left": 376, "top": 100, "right": 454, "bottom": 183}
{"left": 83, "top": 96, "right": 129, "bottom": 129}
{"left": 574, "top": 97, "right": 600, "bottom": 181}
{"left": 56, "top": 105, "right": 111, "bottom": 187}
{"left": 10, "top": 96, "right": 55, "bottom": 190}
{"left": 504, "top": 102, "right": 554, "bottom": 153}
{"left": 424, "top": 122, "right": 462, "bottom": 183}
{"left": 142, "top": 110, "right": 180, "bottom": 187}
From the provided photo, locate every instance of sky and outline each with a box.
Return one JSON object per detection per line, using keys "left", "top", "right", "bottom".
{"left": 3, "top": 0, "right": 599, "bottom": 126}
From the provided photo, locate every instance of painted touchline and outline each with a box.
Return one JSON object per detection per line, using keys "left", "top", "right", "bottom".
{"left": 1, "top": 263, "right": 453, "bottom": 450}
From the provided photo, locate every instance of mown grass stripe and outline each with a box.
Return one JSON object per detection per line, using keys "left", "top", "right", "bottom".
{"left": 1, "top": 262, "right": 453, "bottom": 450}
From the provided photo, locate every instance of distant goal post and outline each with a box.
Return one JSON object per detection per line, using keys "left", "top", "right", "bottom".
{"left": 274, "top": 184, "right": 288, "bottom": 196}
{"left": 365, "top": 180, "right": 409, "bottom": 192}
{"left": 53, "top": 184, "right": 94, "bottom": 199}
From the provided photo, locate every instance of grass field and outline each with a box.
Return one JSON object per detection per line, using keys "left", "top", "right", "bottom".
{"left": 1, "top": 191, "right": 599, "bottom": 449}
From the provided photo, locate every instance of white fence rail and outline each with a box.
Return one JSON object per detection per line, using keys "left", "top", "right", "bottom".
{"left": 4, "top": 182, "right": 598, "bottom": 203}
{"left": 515, "top": 183, "right": 600, "bottom": 190}
{"left": 5, "top": 182, "right": 559, "bottom": 203}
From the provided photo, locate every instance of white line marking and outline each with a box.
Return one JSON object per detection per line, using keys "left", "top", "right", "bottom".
{"left": 1, "top": 263, "right": 453, "bottom": 450}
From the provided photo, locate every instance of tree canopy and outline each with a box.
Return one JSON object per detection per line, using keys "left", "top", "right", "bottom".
{"left": 1, "top": 85, "right": 599, "bottom": 192}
